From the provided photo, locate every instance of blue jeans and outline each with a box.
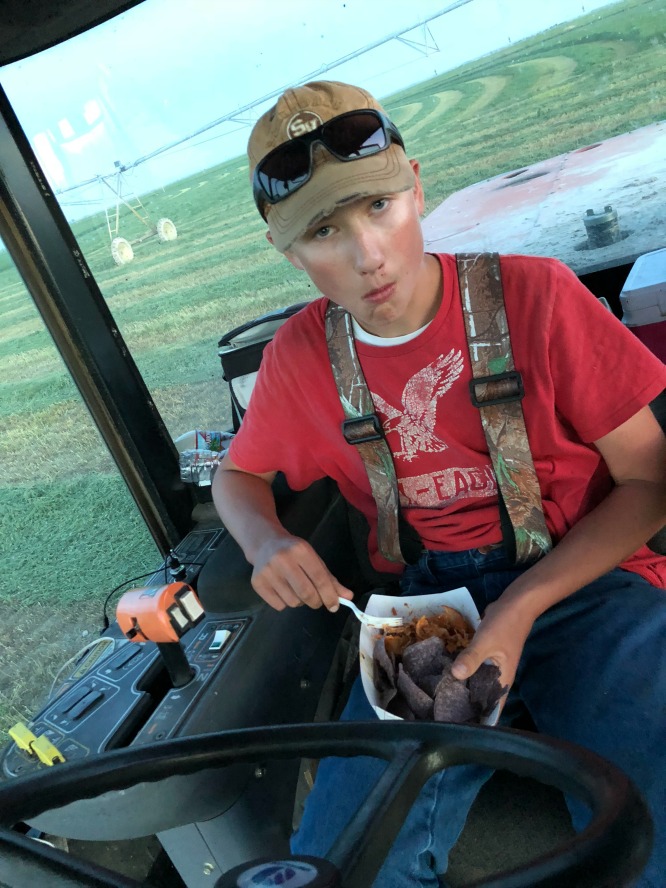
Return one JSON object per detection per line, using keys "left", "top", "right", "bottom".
{"left": 291, "top": 546, "right": 666, "bottom": 887}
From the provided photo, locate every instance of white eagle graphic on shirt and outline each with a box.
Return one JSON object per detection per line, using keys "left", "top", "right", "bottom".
{"left": 371, "top": 349, "right": 464, "bottom": 462}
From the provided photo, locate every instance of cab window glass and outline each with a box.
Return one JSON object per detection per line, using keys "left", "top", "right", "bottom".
{"left": 0, "top": 240, "right": 158, "bottom": 739}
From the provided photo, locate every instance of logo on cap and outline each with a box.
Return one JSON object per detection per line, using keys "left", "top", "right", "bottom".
{"left": 286, "top": 111, "right": 323, "bottom": 140}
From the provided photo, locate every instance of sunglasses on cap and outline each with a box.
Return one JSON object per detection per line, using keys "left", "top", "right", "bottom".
{"left": 252, "top": 108, "right": 405, "bottom": 219}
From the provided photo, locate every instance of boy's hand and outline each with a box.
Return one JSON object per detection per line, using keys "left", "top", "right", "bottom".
{"left": 451, "top": 597, "right": 535, "bottom": 698}
{"left": 251, "top": 534, "right": 354, "bottom": 612}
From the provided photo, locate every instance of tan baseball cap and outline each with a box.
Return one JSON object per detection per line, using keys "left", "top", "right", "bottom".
{"left": 248, "top": 81, "right": 415, "bottom": 252}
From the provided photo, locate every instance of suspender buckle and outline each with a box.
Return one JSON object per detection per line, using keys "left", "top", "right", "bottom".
{"left": 342, "top": 414, "right": 384, "bottom": 445}
{"left": 469, "top": 370, "right": 524, "bottom": 407}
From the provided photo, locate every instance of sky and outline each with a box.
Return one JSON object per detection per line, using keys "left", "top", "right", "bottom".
{"left": 0, "top": 0, "right": 617, "bottom": 216}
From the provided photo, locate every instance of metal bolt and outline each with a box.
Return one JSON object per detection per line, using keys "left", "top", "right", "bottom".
{"left": 202, "top": 862, "right": 216, "bottom": 875}
{"left": 254, "top": 766, "right": 266, "bottom": 779}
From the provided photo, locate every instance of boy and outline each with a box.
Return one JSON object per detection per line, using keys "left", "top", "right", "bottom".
{"left": 212, "top": 80, "right": 666, "bottom": 886}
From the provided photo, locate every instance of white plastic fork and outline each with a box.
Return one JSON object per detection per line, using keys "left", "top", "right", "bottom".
{"left": 337, "top": 597, "right": 404, "bottom": 628}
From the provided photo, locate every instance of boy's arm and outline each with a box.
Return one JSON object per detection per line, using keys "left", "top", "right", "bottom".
{"left": 212, "top": 455, "right": 353, "bottom": 612}
{"left": 452, "top": 404, "right": 666, "bottom": 688}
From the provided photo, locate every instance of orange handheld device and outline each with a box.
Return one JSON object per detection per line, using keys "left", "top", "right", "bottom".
{"left": 116, "top": 582, "right": 204, "bottom": 643}
{"left": 116, "top": 583, "right": 205, "bottom": 689}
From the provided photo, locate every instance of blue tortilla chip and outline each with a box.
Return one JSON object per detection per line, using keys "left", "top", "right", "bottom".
{"left": 468, "top": 662, "right": 507, "bottom": 717}
{"left": 373, "top": 635, "right": 397, "bottom": 692}
{"left": 402, "top": 636, "right": 450, "bottom": 683}
{"left": 433, "top": 671, "right": 477, "bottom": 723}
{"left": 418, "top": 672, "right": 447, "bottom": 698}
{"left": 397, "top": 664, "right": 434, "bottom": 720}
{"left": 386, "top": 694, "right": 417, "bottom": 720}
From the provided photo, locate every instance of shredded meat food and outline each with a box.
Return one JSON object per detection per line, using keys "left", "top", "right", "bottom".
{"left": 383, "top": 606, "right": 475, "bottom": 658}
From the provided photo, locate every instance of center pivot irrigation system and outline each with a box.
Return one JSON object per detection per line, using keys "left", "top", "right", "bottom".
{"left": 52, "top": 3, "right": 460, "bottom": 266}
{"left": 100, "top": 161, "right": 177, "bottom": 266}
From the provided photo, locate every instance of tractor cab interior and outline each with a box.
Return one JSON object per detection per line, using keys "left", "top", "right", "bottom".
{"left": 0, "top": 303, "right": 661, "bottom": 887}
{"left": 0, "top": 1, "right": 664, "bottom": 887}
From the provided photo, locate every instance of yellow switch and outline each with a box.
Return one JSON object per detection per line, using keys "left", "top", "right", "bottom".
{"left": 31, "top": 735, "right": 65, "bottom": 766}
{"left": 8, "top": 723, "right": 38, "bottom": 753}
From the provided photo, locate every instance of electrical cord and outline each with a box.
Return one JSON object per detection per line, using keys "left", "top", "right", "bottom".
{"left": 101, "top": 571, "right": 162, "bottom": 632}
{"left": 100, "top": 554, "right": 203, "bottom": 630}
{"left": 49, "top": 637, "right": 116, "bottom": 699}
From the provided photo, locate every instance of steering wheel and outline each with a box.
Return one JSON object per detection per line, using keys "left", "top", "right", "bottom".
{"left": 0, "top": 721, "right": 652, "bottom": 888}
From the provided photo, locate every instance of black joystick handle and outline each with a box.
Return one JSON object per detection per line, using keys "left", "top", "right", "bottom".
{"left": 157, "top": 641, "right": 195, "bottom": 688}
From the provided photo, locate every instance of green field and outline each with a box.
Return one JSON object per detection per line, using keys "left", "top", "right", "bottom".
{"left": 0, "top": 0, "right": 664, "bottom": 737}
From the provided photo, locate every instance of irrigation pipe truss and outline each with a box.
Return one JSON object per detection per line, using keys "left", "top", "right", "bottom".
{"left": 55, "top": 0, "right": 473, "bottom": 196}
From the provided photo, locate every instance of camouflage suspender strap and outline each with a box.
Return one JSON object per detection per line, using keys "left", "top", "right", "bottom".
{"left": 456, "top": 252, "right": 552, "bottom": 564}
{"left": 325, "top": 302, "right": 408, "bottom": 565}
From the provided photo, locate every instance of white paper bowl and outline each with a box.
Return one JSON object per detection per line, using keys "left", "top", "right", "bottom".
{"left": 359, "top": 586, "right": 500, "bottom": 726}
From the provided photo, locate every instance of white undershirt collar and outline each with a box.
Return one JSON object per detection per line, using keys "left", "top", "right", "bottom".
{"left": 352, "top": 315, "right": 432, "bottom": 347}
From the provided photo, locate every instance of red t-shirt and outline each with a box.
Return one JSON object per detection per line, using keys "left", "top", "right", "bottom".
{"left": 229, "top": 253, "right": 666, "bottom": 585}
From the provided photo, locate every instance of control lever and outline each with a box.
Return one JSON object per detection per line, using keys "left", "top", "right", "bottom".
{"left": 116, "top": 583, "right": 205, "bottom": 688}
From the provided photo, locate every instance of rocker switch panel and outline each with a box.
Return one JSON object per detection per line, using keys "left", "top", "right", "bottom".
{"left": 209, "top": 629, "right": 231, "bottom": 652}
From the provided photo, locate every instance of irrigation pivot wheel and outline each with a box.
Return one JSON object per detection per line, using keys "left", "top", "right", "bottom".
{"left": 110, "top": 236, "right": 134, "bottom": 266}
{"left": 156, "top": 217, "right": 178, "bottom": 242}
{"left": 0, "top": 722, "right": 652, "bottom": 888}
